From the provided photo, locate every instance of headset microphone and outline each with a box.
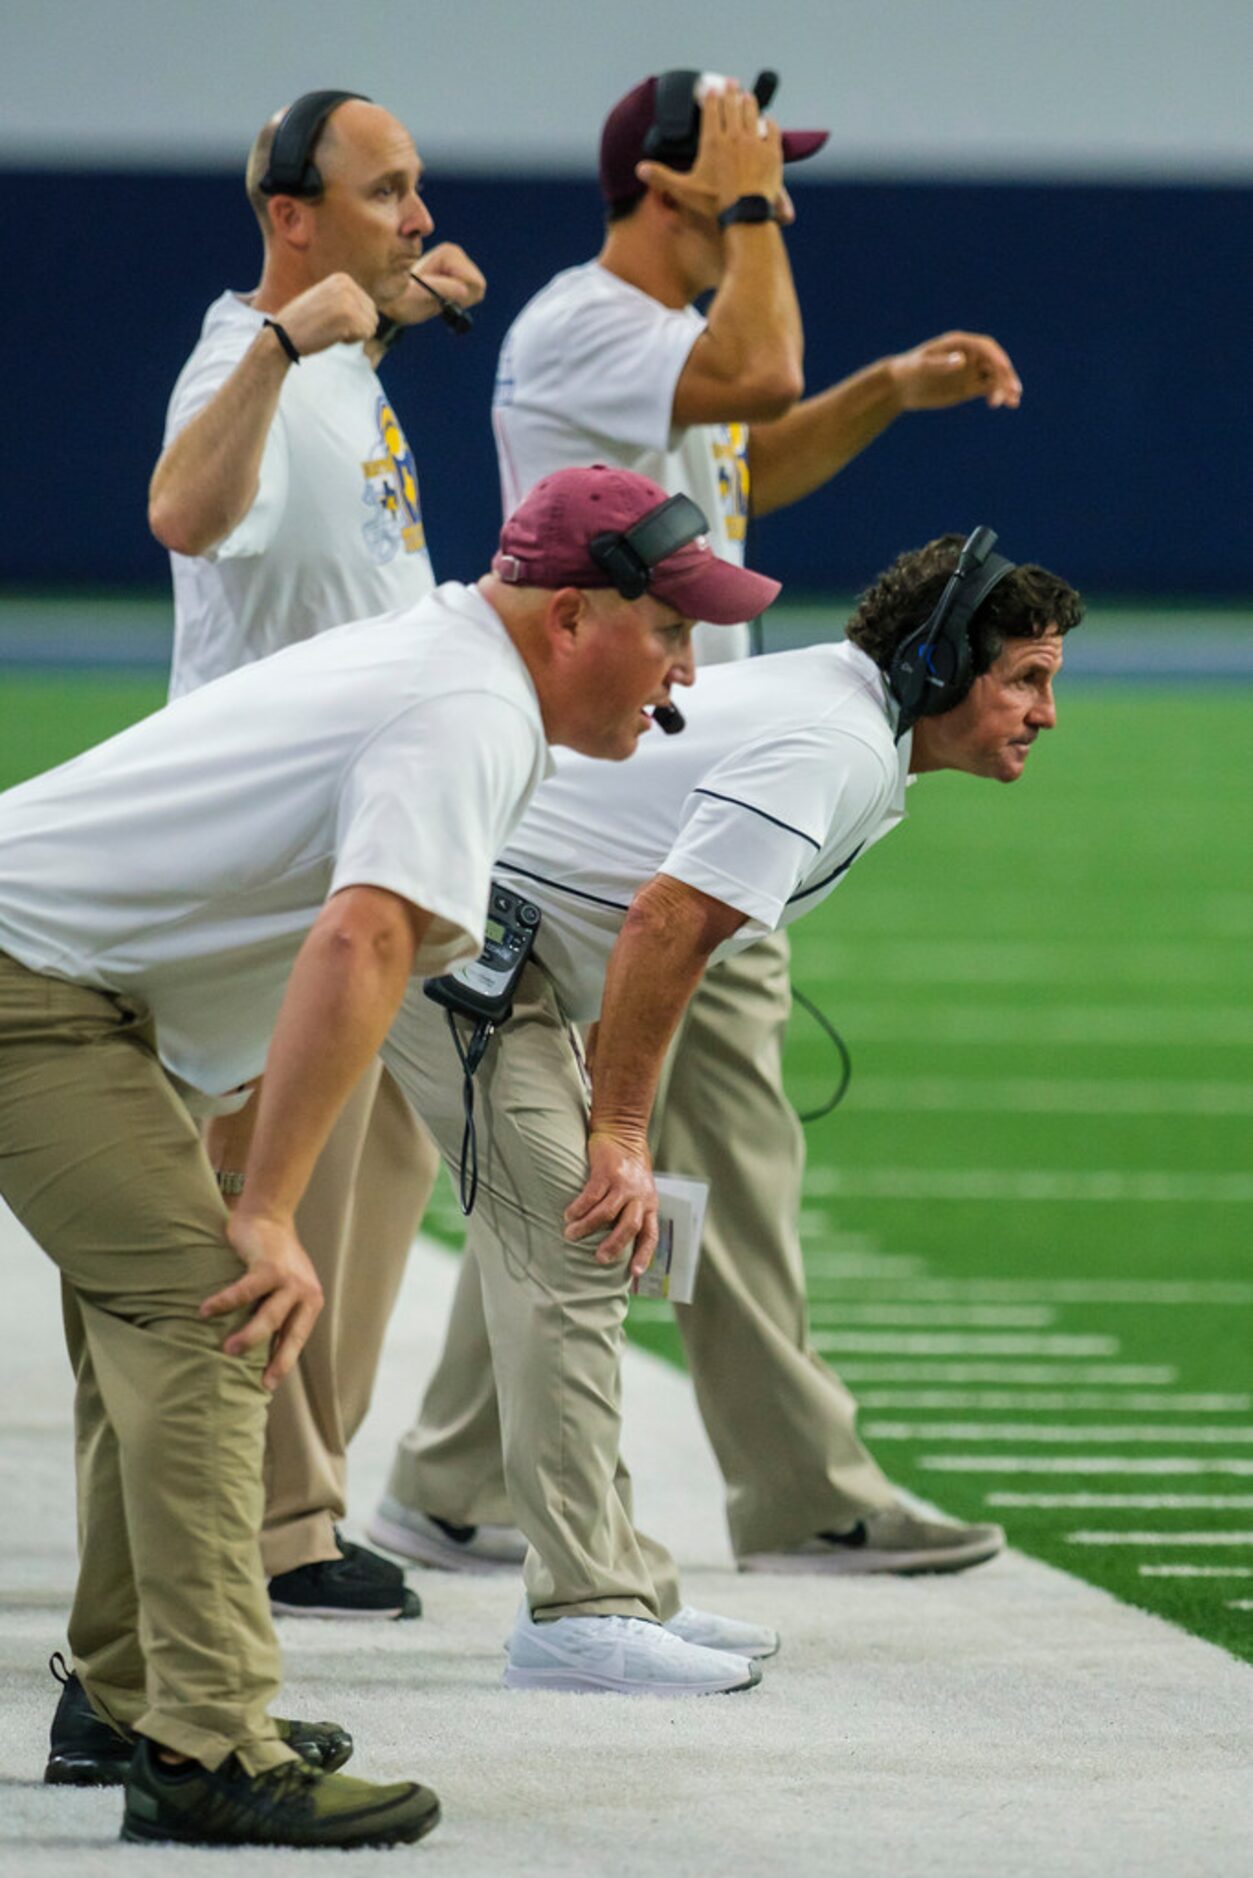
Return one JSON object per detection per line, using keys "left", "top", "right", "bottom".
{"left": 410, "top": 273, "right": 473, "bottom": 335}
{"left": 886, "top": 524, "right": 1017, "bottom": 736}
{"left": 651, "top": 703, "right": 686, "bottom": 734}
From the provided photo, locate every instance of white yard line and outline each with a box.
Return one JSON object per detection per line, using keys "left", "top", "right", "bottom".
{"left": 803, "top": 1167, "right": 1253, "bottom": 1203}
{"left": 803, "top": 1275, "right": 1253, "bottom": 1306}
{"left": 808, "top": 1304, "right": 1058, "bottom": 1328}
{"left": 814, "top": 1333, "right": 1120, "bottom": 1356}
{"left": 836, "top": 1364, "right": 1179, "bottom": 1385}
{"left": 987, "top": 1494, "right": 1253, "bottom": 1510}
{"left": 846, "top": 1077, "right": 1253, "bottom": 1115}
{"left": 866, "top": 1422, "right": 1253, "bottom": 1444}
{"left": 922, "top": 1457, "right": 1253, "bottom": 1476}
{"left": 855, "top": 1392, "right": 1250, "bottom": 1412}
{"left": 1068, "top": 1531, "right": 1253, "bottom": 1546}
{"left": 1140, "top": 1565, "right": 1253, "bottom": 1578}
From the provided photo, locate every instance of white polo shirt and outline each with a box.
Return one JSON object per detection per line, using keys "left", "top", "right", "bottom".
{"left": 165, "top": 290, "right": 436, "bottom": 698}
{"left": 0, "top": 584, "right": 549, "bottom": 1094}
{"left": 493, "top": 642, "right": 912, "bottom": 1022}
{"left": 492, "top": 262, "right": 753, "bottom": 667}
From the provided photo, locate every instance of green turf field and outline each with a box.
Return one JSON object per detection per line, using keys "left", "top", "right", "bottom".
{"left": 2, "top": 664, "right": 1250, "bottom": 1664}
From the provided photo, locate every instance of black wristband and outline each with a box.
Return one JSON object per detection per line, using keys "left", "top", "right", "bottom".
{"left": 716, "top": 194, "right": 777, "bottom": 228}
{"left": 263, "top": 317, "right": 301, "bottom": 365}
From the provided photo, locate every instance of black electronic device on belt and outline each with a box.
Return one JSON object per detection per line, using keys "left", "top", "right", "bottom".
{"left": 258, "top": 89, "right": 369, "bottom": 198}
{"left": 886, "top": 525, "right": 1017, "bottom": 736}
{"left": 424, "top": 883, "right": 542, "bottom": 1025}
{"left": 423, "top": 885, "right": 542, "bottom": 1218}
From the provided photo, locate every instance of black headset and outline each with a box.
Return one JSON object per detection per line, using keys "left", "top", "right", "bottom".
{"left": 643, "top": 69, "right": 779, "bottom": 168}
{"left": 258, "top": 89, "right": 369, "bottom": 198}
{"left": 886, "top": 526, "right": 1017, "bottom": 734}
{"left": 588, "top": 493, "right": 709, "bottom": 600}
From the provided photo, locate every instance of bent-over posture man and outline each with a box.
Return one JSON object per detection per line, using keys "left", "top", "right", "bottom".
{"left": 0, "top": 467, "right": 753, "bottom": 1847}
{"left": 374, "top": 534, "right": 1081, "bottom": 1676}
{"left": 377, "top": 69, "right": 1026, "bottom": 1575}
{"left": 149, "top": 88, "right": 485, "bottom": 1618}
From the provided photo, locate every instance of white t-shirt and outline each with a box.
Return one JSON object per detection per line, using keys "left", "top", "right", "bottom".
{"left": 0, "top": 584, "right": 549, "bottom": 1094}
{"left": 493, "top": 642, "right": 911, "bottom": 1022}
{"left": 493, "top": 262, "right": 753, "bottom": 666}
{"left": 165, "top": 290, "right": 437, "bottom": 698}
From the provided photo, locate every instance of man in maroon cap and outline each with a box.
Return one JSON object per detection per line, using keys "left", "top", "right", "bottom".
{"left": 376, "top": 71, "right": 1019, "bottom": 1581}
{"left": 2, "top": 463, "right": 774, "bottom": 1841}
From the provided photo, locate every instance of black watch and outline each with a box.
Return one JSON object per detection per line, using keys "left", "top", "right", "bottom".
{"left": 717, "top": 194, "right": 777, "bottom": 227}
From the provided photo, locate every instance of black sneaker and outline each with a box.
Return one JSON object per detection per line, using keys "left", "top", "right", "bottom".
{"left": 44, "top": 1655, "right": 354, "bottom": 1785}
{"left": 269, "top": 1538, "right": 422, "bottom": 1619}
{"left": 121, "top": 1737, "right": 440, "bottom": 1849}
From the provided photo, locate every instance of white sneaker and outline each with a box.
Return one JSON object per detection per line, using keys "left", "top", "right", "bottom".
{"left": 504, "top": 1605, "right": 762, "bottom": 1696}
{"left": 738, "top": 1504, "right": 1005, "bottom": 1576}
{"left": 664, "top": 1604, "right": 780, "bottom": 1659}
{"left": 367, "top": 1497, "right": 527, "bottom": 1574}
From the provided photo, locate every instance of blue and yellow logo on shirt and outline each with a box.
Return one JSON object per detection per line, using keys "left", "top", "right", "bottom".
{"left": 713, "top": 423, "right": 750, "bottom": 543}
{"left": 360, "top": 398, "right": 426, "bottom": 561}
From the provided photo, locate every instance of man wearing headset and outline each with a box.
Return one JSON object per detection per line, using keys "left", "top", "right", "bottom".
{"left": 9, "top": 466, "right": 753, "bottom": 1841}
{"left": 376, "top": 532, "right": 1081, "bottom": 1686}
{"left": 376, "top": 71, "right": 1029, "bottom": 1579}
{"left": 148, "top": 90, "right": 485, "bottom": 1620}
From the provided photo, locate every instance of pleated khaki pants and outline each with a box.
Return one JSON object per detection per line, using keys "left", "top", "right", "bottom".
{"left": 386, "top": 931, "right": 896, "bottom": 1559}
{"left": 260, "top": 1060, "right": 440, "bottom": 1577}
{"left": 0, "top": 954, "right": 292, "bottom": 1773}
{"left": 382, "top": 965, "right": 681, "bottom": 1622}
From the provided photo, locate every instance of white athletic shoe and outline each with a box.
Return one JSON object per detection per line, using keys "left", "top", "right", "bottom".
{"left": 367, "top": 1497, "right": 527, "bottom": 1574}
{"left": 664, "top": 1604, "right": 780, "bottom": 1659}
{"left": 503, "top": 1605, "right": 762, "bottom": 1695}
{"left": 738, "top": 1504, "right": 1005, "bottom": 1576}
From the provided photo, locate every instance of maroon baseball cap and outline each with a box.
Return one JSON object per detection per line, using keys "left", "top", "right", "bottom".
{"left": 600, "top": 72, "right": 829, "bottom": 210}
{"left": 492, "top": 465, "right": 781, "bottom": 625}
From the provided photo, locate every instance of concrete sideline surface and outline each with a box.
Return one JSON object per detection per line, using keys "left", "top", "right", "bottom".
{"left": 1, "top": 1213, "right": 1251, "bottom": 1876}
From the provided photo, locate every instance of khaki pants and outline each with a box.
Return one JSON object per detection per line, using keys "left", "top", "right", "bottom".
{"left": 0, "top": 955, "right": 292, "bottom": 1773}
{"left": 386, "top": 932, "right": 895, "bottom": 1560}
{"left": 382, "top": 965, "right": 680, "bottom": 1621}
{"left": 261, "top": 1061, "right": 439, "bottom": 1576}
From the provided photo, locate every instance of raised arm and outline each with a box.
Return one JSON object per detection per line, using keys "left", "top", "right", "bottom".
{"left": 639, "top": 91, "right": 805, "bottom": 426}
{"left": 748, "top": 330, "right": 1023, "bottom": 517}
{"left": 148, "top": 272, "right": 379, "bottom": 557}
{"left": 199, "top": 883, "right": 428, "bottom": 1387}
{"left": 564, "top": 874, "right": 747, "bottom": 1274}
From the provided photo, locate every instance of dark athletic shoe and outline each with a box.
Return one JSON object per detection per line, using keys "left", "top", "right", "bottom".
{"left": 44, "top": 1656, "right": 353, "bottom": 1785}
{"left": 269, "top": 1538, "right": 422, "bottom": 1619}
{"left": 120, "top": 1738, "right": 440, "bottom": 1849}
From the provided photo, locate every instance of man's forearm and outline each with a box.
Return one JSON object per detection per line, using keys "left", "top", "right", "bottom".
{"left": 238, "top": 889, "right": 425, "bottom": 1224}
{"left": 148, "top": 327, "right": 291, "bottom": 556}
{"left": 676, "top": 226, "right": 805, "bottom": 424}
{"left": 747, "top": 358, "right": 904, "bottom": 516}
{"left": 590, "top": 877, "right": 747, "bottom": 1146}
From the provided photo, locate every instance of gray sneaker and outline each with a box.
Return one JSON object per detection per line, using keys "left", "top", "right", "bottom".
{"left": 368, "top": 1497, "right": 527, "bottom": 1574}
{"left": 739, "top": 1504, "right": 1005, "bottom": 1575}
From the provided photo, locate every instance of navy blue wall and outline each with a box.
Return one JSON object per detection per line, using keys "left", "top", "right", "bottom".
{"left": 4, "top": 171, "right": 1250, "bottom": 593}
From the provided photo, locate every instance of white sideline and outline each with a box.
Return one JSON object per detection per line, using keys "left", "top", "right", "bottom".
{"left": 2, "top": 1217, "right": 1251, "bottom": 1877}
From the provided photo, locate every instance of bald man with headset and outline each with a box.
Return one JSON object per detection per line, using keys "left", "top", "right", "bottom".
{"left": 149, "top": 90, "right": 485, "bottom": 1620}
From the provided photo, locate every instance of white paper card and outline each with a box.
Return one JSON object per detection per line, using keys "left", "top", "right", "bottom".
{"left": 632, "top": 1174, "right": 709, "bottom": 1304}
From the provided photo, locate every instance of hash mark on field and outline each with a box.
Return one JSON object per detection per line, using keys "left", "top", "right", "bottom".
{"left": 855, "top": 1391, "right": 1250, "bottom": 1413}
{"left": 1224, "top": 1600, "right": 1253, "bottom": 1610}
{"left": 864, "top": 1423, "right": 1253, "bottom": 1444}
{"left": 987, "top": 1493, "right": 1253, "bottom": 1509}
{"left": 809, "top": 1304, "right": 1057, "bottom": 1329}
{"left": 814, "top": 1334, "right": 1118, "bottom": 1357}
{"left": 803, "top": 1168, "right": 1253, "bottom": 1204}
{"left": 1139, "top": 1565, "right": 1253, "bottom": 1577}
{"left": 804, "top": 1275, "right": 1253, "bottom": 1306}
{"left": 848, "top": 1076, "right": 1253, "bottom": 1116}
{"left": 921, "top": 1457, "right": 1253, "bottom": 1476}
{"left": 836, "top": 1364, "right": 1177, "bottom": 1386}
{"left": 1068, "top": 1531, "right": 1253, "bottom": 1546}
